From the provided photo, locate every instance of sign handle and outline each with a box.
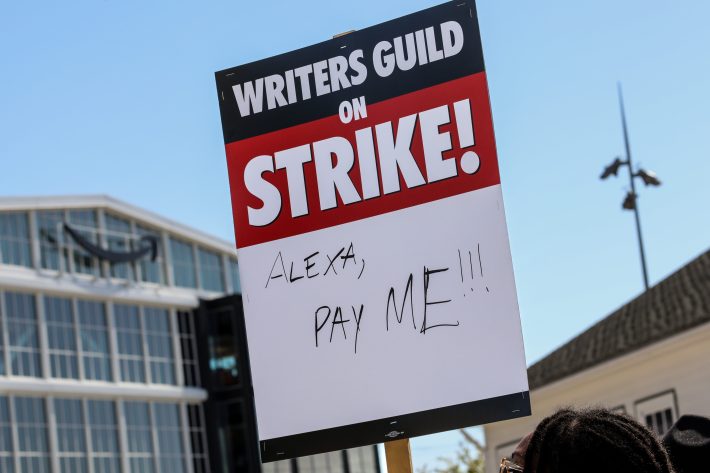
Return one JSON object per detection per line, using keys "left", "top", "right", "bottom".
{"left": 384, "top": 439, "right": 414, "bottom": 473}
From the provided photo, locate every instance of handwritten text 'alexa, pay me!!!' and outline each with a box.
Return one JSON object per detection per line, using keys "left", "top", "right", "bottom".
{"left": 264, "top": 244, "right": 492, "bottom": 354}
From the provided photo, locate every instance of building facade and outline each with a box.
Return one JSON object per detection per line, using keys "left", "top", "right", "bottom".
{"left": 0, "top": 195, "right": 380, "bottom": 473}
{"left": 483, "top": 250, "right": 710, "bottom": 473}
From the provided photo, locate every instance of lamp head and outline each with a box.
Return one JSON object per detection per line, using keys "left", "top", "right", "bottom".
{"left": 600, "top": 157, "right": 626, "bottom": 180}
{"left": 637, "top": 169, "right": 661, "bottom": 186}
{"left": 622, "top": 191, "right": 636, "bottom": 210}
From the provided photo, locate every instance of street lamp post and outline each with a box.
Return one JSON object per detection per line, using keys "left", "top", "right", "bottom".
{"left": 600, "top": 84, "right": 661, "bottom": 292}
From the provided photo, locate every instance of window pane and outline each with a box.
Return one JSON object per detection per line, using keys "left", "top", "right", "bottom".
{"left": 0, "top": 212, "right": 31, "bottom": 267}
{"left": 105, "top": 213, "right": 135, "bottom": 281}
{"left": 309, "top": 454, "right": 330, "bottom": 473}
{"left": 217, "top": 402, "right": 249, "bottom": 471}
{"left": 198, "top": 248, "right": 224, "bottom": 292}
{"left": 154, "top": 403, "right": 185, "bottom": 473}
{"left": 6, "top": 292, "right": 42, "bottom": 377}
{"left": 37, "top": 210, "right": 65, "bottom": 270}
{"left": 637, "top": 391, "right": 676, "bottom": 436}
{"left": 0, "top": 298, "right": 4, "bottom": 376}
{"left": 115, "top": 303, "right": 146, "bottom": 383}
{"left": 170, "top": 238, "right": 196, "bottom": 288}
{"left": 68, "top": 209, "right": 101, "bottom": 276}
{"left": 136, "top": 225, "right": 164, "bottom": 285}
{"left": 664, "top": 408, "right": 674, "bottom": 433}
{"left": 145, "top": 307, "right": 175, "bottom": 385}
{"left": 656, "top": 412, "right": 665, "bottom": 434}
{"left": 87, "top": 400, "right": 121, "bottom": 473}
{"left": 0, "top": 455, "right": 12, "bottom": 473}
{"left": 263, "top": 460, "right": 292, "bottom": 473}
{"left": 125, "top": 401, "right": 155, "bottom": 473}
{"left": 178, "top": 310, "right": 199, "bottom": 387}
{"left": 350, "top": 446, "right": 377, "bottom": 473}
{"left": 0, "top": 396, "right": 13, "bottom": 463}
{"left": 328, "top": 453, "right": 340, "bottom": 473}
{"left": 187, "top": 404, "right": 209, "bottom": 473}
{"left": 15, "top": 397, "right": 51, "bottom": 472}
{"left": 54, "top": 398, "right": 89, "bottom": 473}
{"left": 208, "top": 309, "right": 239, "bottom": 387}
{"left": 228, "top": 258, "right": 241, "bottom": 294}
{"left": 77, "top": 300, "right": 112, "bottom": 381}
{"left": 45, "top": 296, "right": 79, "bottom": 379}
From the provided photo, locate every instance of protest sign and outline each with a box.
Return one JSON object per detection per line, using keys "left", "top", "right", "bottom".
{"left": 215, "top": 0, "right": 530, "bottom": 462}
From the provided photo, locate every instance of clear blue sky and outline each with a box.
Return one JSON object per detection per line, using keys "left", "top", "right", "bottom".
{"left": 2, "top": 0, "right": 709, "bottom": 470}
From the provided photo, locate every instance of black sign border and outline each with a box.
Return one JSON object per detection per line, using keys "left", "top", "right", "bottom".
{"left": 260, "top": 392, "right": 530, "bottom": 462}
{"left": 215, "top": 0, "right": 486, "bottom": 143}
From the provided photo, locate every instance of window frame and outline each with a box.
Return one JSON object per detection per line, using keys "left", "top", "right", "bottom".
{"left": 634, "top": 389, "right": 679, "bottom": 436}
{"left": 36, "top": 209, "right": 66, "bottom": 272}
{"left": 1, "top": 395, "right": 207, "bottom": 473}
{"left": 76, "top": 299, "right": 113, "bottom": 382}
{"left": 197, "top": 247, "right": 225, "bottom": 293}
{"left": 0, "top": 291, "right": 7, "bottom": 378}
{"left": 227, "top": 257, "right": 241, "bottom": 294}
{"left": 143, "top": 306, "right": 177, "bottom": 386}
{"left": 0, "top": 211, "right": 32, "bottom": 268}
{"left": 177, "top": 310, "right": 201, "bottom": 387}
{"left": 44, "top": 295, "right": 80, "bottom": 380}
{"left": 67, "top": 209, "right": 102, "bottom": 277}
{"left": 104, "top": 212, "right": 137, "bottom": 282}
{"left": 4, "top": 291, "right": 42, "bottom": 378}
{"left": 153, "top": 402, "right": 187, "bottom": 473}
{"left": 186, "top": 403, "right": 210, "bottom": 473}
{"left": 13, "top": 396, "right": 51, "bottom": 472}
{"left": 86, "top": 399, "right": 121, "bottom": 473}
{"left": 53, "top": 397, "right": 89, "bottom": 473}
{"left": 0, "top": 291, "right": 195, "bottom": 388}
{"left": 0, "top": 395, "right": 13, "bottom": 472}
{"left": 135, "top": 223, "right": 166, "bottom": 286}
{"left": 170, "top": 237, "right": 198, "bottom": 289}
{"left": 114, "top": 303, "right": 147, "bottom": 384}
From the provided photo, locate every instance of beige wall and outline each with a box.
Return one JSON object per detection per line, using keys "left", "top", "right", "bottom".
{"left": 483, "top": 322, "right": 710, "bottom": 473}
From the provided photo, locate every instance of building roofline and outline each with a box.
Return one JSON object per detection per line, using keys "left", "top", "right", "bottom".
{"left": 0, "top": 194, "right": 236, "bottom": 255}
{"left": 527, "top": 247, "right": 710, "bottom": 390}
{"left": 529, "top": 320, "right": 710, "bottom": 398}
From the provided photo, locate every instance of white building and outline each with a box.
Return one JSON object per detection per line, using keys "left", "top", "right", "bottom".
{"left": 483, "top": 249, "right": 710, "bottom": 473}
{"left": 0, "top": 195, "right": 380, "bottom": 473}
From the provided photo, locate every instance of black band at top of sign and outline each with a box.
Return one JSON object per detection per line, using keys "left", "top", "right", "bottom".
{"left": 215, "top": 1, "right": 485, "bottom": 144}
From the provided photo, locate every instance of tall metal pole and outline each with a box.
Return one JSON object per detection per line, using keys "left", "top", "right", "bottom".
{"left": 618, "top": 83, "right": 650, "bottom": 291}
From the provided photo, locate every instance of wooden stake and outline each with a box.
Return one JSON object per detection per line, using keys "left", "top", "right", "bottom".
{"left": 384, "top": 439, "right": 414, "bottom": 473}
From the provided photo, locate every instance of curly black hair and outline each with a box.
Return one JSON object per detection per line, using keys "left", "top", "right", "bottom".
{"left": 523, "top": 407, "right": 675, "bottom": 473}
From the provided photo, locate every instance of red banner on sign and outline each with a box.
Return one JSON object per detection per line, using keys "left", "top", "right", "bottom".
{"left": 226, "top": 71, "right": 499, "bottom": 248}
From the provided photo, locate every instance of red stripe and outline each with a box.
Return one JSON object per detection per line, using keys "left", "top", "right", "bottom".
{"left": 226, "top": 72, "right": 500, "bottom": 248}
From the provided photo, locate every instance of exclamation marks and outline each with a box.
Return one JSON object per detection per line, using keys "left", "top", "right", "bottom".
{"left": 457, "top": 249, "right": 472, "bottom": 297}
{"left": 453, "top": 99, "right": 480, "bottom": 175}
{"left": 477, "top": 243, "right": 489, "bottom": 293}
{"left": 457, "top": 245, "right": 490, "bottom": 296}
{"left": 459, "top": 250, "right": 470, "bottom": 284}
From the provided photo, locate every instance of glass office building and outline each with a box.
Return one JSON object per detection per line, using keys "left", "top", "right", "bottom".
{"left": 0, "top": 195, "right": 380, "bottom": 473}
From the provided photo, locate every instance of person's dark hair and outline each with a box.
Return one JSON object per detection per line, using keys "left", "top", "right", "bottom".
{"left": 523, "top": 407, "right": 675, "bottom": 473}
